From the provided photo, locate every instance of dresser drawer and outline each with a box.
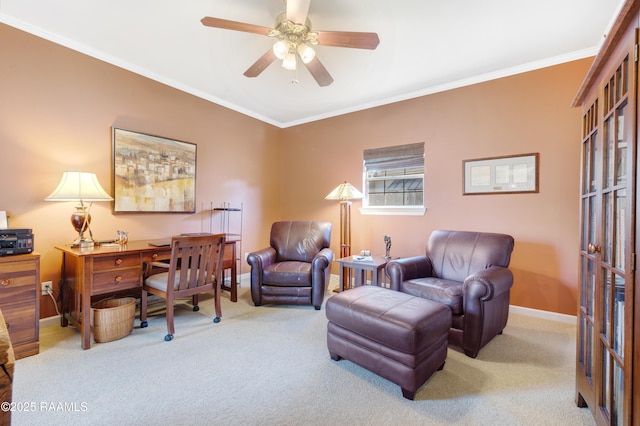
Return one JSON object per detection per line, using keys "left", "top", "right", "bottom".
{"left": 0, "top": 254, "right": 39, "bottom": 358}
{"left": 0, "top": 268, "right": 37, "bottom": 307}
{"left": 93, "top": 253, "right": 141, "bottom": 271}
{"left": 93, "top": 268, "right": 141, "bottom": 295}
{"left": 1, "top": 299, "right": 37, "bottom": 348}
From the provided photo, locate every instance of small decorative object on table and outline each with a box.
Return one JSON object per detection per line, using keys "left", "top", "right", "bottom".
{"left": 384, "top": 234, "right": 392, "bottom": 259}
{"left": 116, "top": 230, "right": 129, "bottom": 245}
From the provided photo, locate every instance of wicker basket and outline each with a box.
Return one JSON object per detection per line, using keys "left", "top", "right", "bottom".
{"left": 91, "top": 297, "right": 136, "bottom": 343}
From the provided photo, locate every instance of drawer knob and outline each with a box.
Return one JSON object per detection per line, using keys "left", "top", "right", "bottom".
{"left": 152, "top": 253, "right": 158, "bottom": 260}
{"left": 115, "top": 258, "right": 123, "bottom": 266}
{"left": 115, "top": 276, "right": 122, "bottom": 282}
{"left": 0, "top": 279, "right": 10, "bottom": 287}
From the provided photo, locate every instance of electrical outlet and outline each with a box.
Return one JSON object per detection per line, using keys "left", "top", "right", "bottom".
{"left": 244, "top": 252, "right": 249, "bottom": 260}
{"left": 41, "top": 281, "right": 53, "bottom": 296}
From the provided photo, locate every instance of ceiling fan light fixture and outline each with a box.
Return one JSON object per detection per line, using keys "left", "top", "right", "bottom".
{"left": 282, "top": 51, "right": 297, "bottom": 70}
{"left": 298, "top": 43, "right": 315, "bottom": 64}
{"left": 273, "top": 40, "right": 289, "bottom": 60}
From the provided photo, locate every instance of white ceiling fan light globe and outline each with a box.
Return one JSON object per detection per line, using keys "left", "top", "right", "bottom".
{"left": 273, "top": 40, "right": 289, "bottom": 60}
{"left": 297, "top": 43, "right": 315, "bottom": 64}
{"left": 282, "top": 52, "right": 297, "bottom": 70}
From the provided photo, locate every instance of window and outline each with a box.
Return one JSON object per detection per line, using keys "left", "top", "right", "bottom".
{"left": 361, "top": 142, "right": 426, "bottom": 216}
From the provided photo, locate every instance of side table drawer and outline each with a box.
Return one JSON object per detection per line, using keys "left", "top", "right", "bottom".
{"left": 93, "top": 268, "right": 141, "bottom": 295}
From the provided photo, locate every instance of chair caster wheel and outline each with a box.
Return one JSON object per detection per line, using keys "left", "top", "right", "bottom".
{"left": 141, "top": 321, "right": 148, "bottom": 328}
{"left": 164, "top": 334, "right": 174, "bottom": 341}
{"left": 193, "top": 306, "right": 200, "bottom": 312}
{"left": 213, "top": 317, "right": 221, "bottom": 323}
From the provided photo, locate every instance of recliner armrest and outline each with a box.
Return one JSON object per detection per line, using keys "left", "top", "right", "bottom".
{"left": 385, "top": 256, "right": 434, "bottom": 291}
{"left": 463, "top": 266, "right": 513, "bottom": 301}
{"left": 247, "top": 247, "right": 276, "bottom": 271}
{"left": 312, "top": 248, "right": 334, "bottom": 271}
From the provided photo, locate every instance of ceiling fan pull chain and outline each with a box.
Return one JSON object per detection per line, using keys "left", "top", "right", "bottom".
{"left": 292, "top": 65, "right": 299, "bottom": 84}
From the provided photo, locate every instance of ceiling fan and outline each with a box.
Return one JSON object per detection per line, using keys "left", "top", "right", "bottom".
{"left": 201, "top": 0, "right": 380, "bottom": 86}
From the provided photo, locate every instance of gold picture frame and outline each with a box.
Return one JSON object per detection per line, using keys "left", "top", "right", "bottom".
{"left": 112, "top": 127, "right": 196, "bottom": 213}
{"left": 463, "top": 153, "right": 539, "bottom": 195}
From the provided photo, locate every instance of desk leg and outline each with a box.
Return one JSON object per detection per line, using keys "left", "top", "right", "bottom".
{"left": 339, "top": 267, "right": 345, "bottom": 292}
{"left": 230, "top": 260, "right": 237, "bottom": 303}
{"left": 60, "top": 254, "right": 69, "bottom": 327}
{"left": 221, "top": 242, "right": 238, "bottom": 302}
{"left": 81, "top": 289, "right": 91, "bottom": 350}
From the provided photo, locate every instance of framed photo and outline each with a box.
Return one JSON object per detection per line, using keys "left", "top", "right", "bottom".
{"left": 112, "top": 127, "right": 196, "bottom": 213}
{"left": 463, "top": 153, "right": 539, "bottom": 195}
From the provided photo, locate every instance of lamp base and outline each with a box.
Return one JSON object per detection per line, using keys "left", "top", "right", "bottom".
{"left": 70, "top": 206, "right": 94, "bottom": 247}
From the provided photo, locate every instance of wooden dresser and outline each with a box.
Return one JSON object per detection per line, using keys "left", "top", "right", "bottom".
{"left": 0, "top": 253, "right": 40, "bottom": 359}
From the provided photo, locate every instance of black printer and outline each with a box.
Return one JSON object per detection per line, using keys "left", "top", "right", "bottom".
{"left": 0, "top": 229, "right": 34, "bottom": 256}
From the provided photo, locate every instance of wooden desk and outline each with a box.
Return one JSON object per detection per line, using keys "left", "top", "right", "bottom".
{"left": 56, "top": 238, "right": 238, "bottom": 349}
{"left": 335, "top": 256, "right": 392, "bottom": 291}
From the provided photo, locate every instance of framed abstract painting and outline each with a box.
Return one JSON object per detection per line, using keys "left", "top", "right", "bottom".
{"left": 112, "top": 127, "right": 196, "bottom": 213}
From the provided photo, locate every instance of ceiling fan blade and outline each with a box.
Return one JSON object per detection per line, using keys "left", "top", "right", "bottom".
{"left": 201, "top": 17, "right": 272, "bottom": 36}
{"left": 286, "top": 0, "right": 311, "bottom": 24}
{"left": 243, "top": 49, "right": 277, "bottom": 78}
{"left": 316, "top": 31, "right": 380, "bottom": 50}
{"left": 302, "top": 56, "right": 334, "bottom": 87}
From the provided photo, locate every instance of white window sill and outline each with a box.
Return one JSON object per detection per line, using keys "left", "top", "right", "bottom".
{"left": 359, "top": 206, "right": 427, "bottom": 216}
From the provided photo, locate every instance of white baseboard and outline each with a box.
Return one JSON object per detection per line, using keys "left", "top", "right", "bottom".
{"left": 39, "top": 275, "right": 577, "bottom": 328}
{"left": 509, "top": 304, "right": 577, "bottom": 325}
{"left": 40, "top": 315, "right": 62, "bottom": 329}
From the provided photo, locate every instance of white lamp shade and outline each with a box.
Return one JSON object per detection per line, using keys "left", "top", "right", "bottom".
{"left": 297, "top": 44, "right": 315, "bottom": 64}
{"left": 273, "top": 40, "right": 289, "bottom": 60}
{"left": 325, "top": 182, "right": 364, "bottom": 201}
{"left": 282, "top": 51, "right": 297, "bottom": 70}
{"left": 45, "top": 171, "right": 113, "bottom": 202}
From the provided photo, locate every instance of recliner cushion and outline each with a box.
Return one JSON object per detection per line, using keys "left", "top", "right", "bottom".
{"left": 400, "top": 277, "right": 463, "bottom": 315}
{"left": 271, "top": 221, "right": 331, "bottom": 263}
{"left": 263, "top": 261, "right": 312, "bottom": 286}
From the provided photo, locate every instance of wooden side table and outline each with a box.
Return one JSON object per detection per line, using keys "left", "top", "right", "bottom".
{"left": 335, "top": 256, "right": 392, "bottom": 291}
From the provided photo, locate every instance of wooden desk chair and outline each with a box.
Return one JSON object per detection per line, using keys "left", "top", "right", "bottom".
{"left": 140, "top": 234, "right": 226, "bottom": 341}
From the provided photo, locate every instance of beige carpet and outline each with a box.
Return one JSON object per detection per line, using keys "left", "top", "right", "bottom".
{"left": 12, "top": 278, "right": 595, "bottom": 426}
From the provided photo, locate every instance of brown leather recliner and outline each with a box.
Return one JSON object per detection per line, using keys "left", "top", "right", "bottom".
{"left": 247, "top": 221, "right": 333, "bottom": 310}
{"left": 385, "top": 230, "right": 515, "bottom": 358}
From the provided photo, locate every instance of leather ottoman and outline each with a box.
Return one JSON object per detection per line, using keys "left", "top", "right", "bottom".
{"left": 326, "top": 286, "right": 451, "bottom": 400}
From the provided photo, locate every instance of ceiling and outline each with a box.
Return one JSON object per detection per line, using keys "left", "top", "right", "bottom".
{"left": 0, "top": 0, "right": 624, "bottom": 128}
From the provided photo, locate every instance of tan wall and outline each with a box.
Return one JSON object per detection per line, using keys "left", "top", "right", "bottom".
{"left": 282, "top": 59, "right": 591, "bottom": 316}
{"left": 1, "top": 23, "right": 591, "bottom": 318}
{"left": 0, "top": 24, "right": 282, "bottom": 318}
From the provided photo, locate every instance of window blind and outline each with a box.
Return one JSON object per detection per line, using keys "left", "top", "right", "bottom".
{"left": 363, "top": 142, "right": 424, "bottom": 171}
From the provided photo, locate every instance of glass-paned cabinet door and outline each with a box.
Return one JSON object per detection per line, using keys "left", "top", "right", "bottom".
{"left": 596, "top": 53, "right": 633, "bottom": 426}
{"left": 578, "top": 100, "right": 598, "bottom": 383}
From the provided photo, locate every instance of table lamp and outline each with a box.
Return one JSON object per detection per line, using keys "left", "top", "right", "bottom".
{"left": 45, "top": 171, "right": 113, "bottom": 246}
